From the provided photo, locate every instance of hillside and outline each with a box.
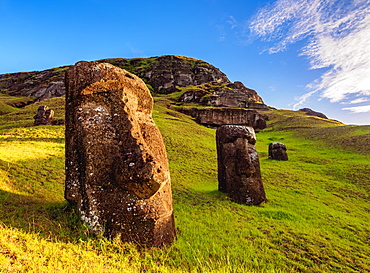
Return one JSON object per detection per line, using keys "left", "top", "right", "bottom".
{"left": 0, "top": 93, "right": 369, "bottom": 272}
{"left": 0, "top": 55, "right": 266, "bottom": 110}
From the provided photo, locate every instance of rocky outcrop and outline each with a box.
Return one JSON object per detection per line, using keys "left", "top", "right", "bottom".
{"left": 179, "top": 108, "right": 267, "bottom": 130}
{"left": 0, "top": 67, "right": 68, "bottom": 101}
{"left": 268, "top": 142, "right": 288, "bottom": 161}
{"left": 100, "top": 55, "right": 230, "bottom": 94}
{"left": 299, "top": 108, "right": 328, "bottom": 119}
{"left": 0, "top": 55, "right": 268, "bottom": 114}
{"left": 33, "top": 105, "right": 54, "bottom": 125}
{"left": 216, "top": 125, "right": 267, "bottom": 205}
{"left": 65, "top": 61, "right": 176, "bottom": 247}
{"left": 178, "top": 81, "right": 267, "bottom": 109}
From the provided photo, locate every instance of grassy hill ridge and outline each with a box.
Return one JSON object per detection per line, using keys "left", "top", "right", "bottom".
{"left": 0, "top": 95, "right": 369, "bottom": 272}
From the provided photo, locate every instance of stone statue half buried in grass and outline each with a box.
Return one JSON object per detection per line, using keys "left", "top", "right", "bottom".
{"left": 64, "top": 61, "right": 176, "bottom": 247}
{"left": 33, "top": 105, "right": 54, "bottom": 125}
{"left": 216, "top": 125, "right": 267, "bottom": 205}
{"left": 268, "top": 142, "right": 288, "bottom": 161}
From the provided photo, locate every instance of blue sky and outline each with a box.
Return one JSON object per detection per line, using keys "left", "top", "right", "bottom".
{"left": 1, "top": 0, "right": 369, "bottom": 125}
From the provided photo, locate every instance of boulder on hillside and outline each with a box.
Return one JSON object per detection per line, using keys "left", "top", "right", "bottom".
{"left": 65, "top": 61, "right": 176, "bottom": 247}
{"left": 268, "top": 142, "right": 288, "bottom": 161}
{"left": 216, "top": 125, "right": 267, "bottom": 205}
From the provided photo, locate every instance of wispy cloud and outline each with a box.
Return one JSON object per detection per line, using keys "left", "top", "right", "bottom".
{"left": 249, "top": 0, "right": 370, "bottom": 108}
{"left": 342, "top": 104, "right": 370, "bottom": 113}
{"left": 340, "top": 97, "right": 370, "bottom": 104}
{"left": 226, "top": 16, "right": 238, "bottom": 29}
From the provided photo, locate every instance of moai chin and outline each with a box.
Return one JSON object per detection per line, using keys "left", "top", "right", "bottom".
{"left": 33, "top": 105, "right": 54, "bottom": 125}
{"left": 268, "top": 142, "right": 288, "bottom": 161}
{"left": 216, "top": 125, "right": 267, "bottom": 205}
{"left": 65, "top": 61, "right": 176, "bottom": 247}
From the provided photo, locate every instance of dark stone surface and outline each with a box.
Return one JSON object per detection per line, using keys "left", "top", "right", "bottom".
{"left": 268, "top": 142, "right": 288, "bottom": 161}
{"left": 216, "top": 125, "right": 267, "bottom": 205}
{"left": 33, "top": 105, "right": 54, "bottom": 125}
{"left": 65, "top": 61, "right": 176, "bottom": 247}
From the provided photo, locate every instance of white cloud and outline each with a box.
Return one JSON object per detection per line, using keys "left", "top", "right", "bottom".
{"left": 342, "top": 104, "right": 370, "bottom": 113}
{"left": 292, "top": 89, "right": 319, "bottom": 109}
{"left": 249, "top": 0, "right": 370, "bottom": 107}
{"left": 341, "top": 97, "right": 370, "bottom": 104}
{"left": 227, "top": 16, "right": 238, "bottom": 29}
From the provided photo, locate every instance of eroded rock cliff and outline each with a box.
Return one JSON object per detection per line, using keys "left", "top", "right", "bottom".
{"left": 100, "top": 55, "right": 230, "bottom": 94}
{"left": 0, "top": 67, "right": 68, "bottom": 101}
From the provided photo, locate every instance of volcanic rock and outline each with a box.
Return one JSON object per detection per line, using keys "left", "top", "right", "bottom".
{"left": 268, "top": 142, "right": 288, "bottom": 161}
{"left": 65, "top": 61, "right": 176, "bottom": 247}
{"left": 0, "top": 67, "right": 67, "bottom": 100}
{"left": 180, "top": 108, "right": 267, "bottom": 130}
{"left": 101, "top": 55, "right": 230, "bottom": 94}
{"left": 178, "top": 81, "right": 267, "bottom": 109}
{"left": 216, "top": 125, "right": 267, "bottom": 205}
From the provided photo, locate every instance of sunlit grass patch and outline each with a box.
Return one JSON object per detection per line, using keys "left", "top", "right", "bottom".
{"left": 0, "top": 95, "right": 369, "bottom": 272}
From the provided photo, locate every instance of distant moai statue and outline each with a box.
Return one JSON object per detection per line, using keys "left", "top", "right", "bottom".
{"left": 65, "top": 61, "right": 176, "bottom": 247}
{"left": 268, "top": 142, "right": 288, "bottom": 161}
{"left": 33, "top": 105, "right": 54, "bottom": 125}
{"left": 216, "top": 125, "right": 267, "bottom": 205}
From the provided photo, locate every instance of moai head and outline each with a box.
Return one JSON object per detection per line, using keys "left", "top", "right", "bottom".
{"left": 268, "top": 142, "right": 288, "bottom": 161}
{"left": 33, "top": 106, "right": 54, "bottom": 125}
{"left": 216, "top": 125, "right": 267, "bottom": 205}
{"left": 65, "top": 61, "right": 176, "bottom": 247}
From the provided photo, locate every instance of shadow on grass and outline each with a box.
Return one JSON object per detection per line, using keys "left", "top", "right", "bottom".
{"left": 0, "top": 145, "right": 88, "bottom": 243}
{"left": 0, "top": 189, "right": 89, "bottom": 242}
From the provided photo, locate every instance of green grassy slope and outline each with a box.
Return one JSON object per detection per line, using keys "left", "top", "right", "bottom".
{"left": 0, "top": 94, "right": 35, "bottom": 115}
{"left": 0, "top": 96, "right": 369, "bottom": 272}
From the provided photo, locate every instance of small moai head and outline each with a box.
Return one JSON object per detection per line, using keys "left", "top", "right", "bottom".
{"left": 33, "top": 105, "right": 54, "bottom": 125}
{"left": 268, "top": 142, "right": 288, "bottom": 161}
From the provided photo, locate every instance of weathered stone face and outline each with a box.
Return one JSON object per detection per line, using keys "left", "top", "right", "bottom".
{"left": 33, "top": 105, "right": 54, "bottom": 125}
{"left": 268, "top": 142, "right": 288, "bottom": 161}
{"left": 216, "top": 125, "right": 267, "bottom": 205}
{"left": 65, "top": 61, "right": 175, "bottom": 247}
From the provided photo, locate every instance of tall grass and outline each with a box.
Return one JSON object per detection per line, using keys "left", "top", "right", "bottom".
{"left": 0, "top": 96, "right": 369, "bottom": 272}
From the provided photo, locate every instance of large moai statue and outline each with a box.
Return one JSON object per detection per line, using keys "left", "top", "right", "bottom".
{"left": 65, "top": 61, "right": 176, "bottom": 247}
{"left": 33, "top": 105, "right": 54, "bottom": 125}
{"left": 216, "top": 125, "right": 267, "bottom": 205}
{"left": 268, "top": 142, "right": 288, "bottom": 161}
